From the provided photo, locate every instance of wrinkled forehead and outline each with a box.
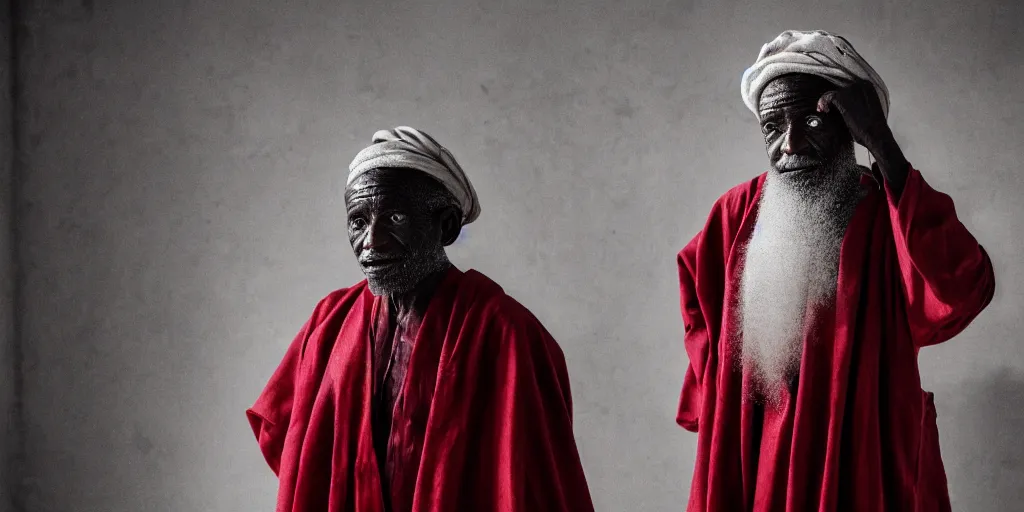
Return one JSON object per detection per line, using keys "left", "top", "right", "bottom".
{"left": 345, "top": 167, "right": 444, "bottom": 209}
{"left": 758, "top": 74, "right": 835, "bottom": 115}
{"left": 347, "top": 170, "right": 407, "bottom": 200}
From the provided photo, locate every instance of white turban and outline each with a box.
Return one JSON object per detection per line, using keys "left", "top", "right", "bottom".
{"left": 348, "top": 126, "right": 481, "bottom": 225}
{"left": 741, "top": 30, "right": 890, "bottom": 119}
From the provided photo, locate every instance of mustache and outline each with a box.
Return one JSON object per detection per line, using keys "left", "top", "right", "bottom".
{"left": 775, "top": 154, "right": 820, "bottom": 172}
{"left": 358, "top": 250, "right": 406, "bottom": 266}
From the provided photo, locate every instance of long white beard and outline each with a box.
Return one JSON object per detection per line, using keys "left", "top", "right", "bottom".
{"left": 738, "top": 150, "right": 863, "bottom": 403}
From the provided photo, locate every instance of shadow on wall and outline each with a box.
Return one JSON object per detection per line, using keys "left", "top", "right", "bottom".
{"left": 943, "top": 366, "right": 1024, "bottom": 511}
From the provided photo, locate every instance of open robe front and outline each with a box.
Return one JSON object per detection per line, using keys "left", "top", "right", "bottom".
{"left": 248, "top": 267, "right": 595, "bottom": 512}
{"left": 676, "top": 167, "right": 995, "bottom": 512}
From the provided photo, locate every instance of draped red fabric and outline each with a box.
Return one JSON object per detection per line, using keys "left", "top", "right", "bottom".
{"left": 676, "top": 166, "right": 995, "bottom": 511}
{"left": 247, "top": 267, "right": 595, "bottom": 512}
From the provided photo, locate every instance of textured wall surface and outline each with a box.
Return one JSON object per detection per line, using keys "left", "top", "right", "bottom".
{"left": 1, "top": 0, "right": 16, "bottom": 510}
{"left": 12, "top": 0, "right": 1024, "bottom": 510}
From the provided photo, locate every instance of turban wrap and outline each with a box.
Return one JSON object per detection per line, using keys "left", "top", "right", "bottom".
{"left": 741, "top": 30, "right": 890, "bottom": 119}
{"left": 348, "top": 126, "right": 482, "bottom": 225}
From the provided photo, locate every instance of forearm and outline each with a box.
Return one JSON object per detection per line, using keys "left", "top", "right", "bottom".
{"left": 868, "top": 128, "right": 909, "bottom": 198}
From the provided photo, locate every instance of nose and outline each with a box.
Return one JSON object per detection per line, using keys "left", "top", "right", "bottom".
{"left": 781, "top": 124, "right": 807, "bottom": 155}
{"left": 362, "top": 218, "right": 388, "bottom": 251}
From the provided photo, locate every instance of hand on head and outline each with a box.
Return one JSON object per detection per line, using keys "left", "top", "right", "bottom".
{"left": 757, "top": 74, "right": 855, "bottom": 175}
{"left": 816, "top": 79, "right": 893, "bottom": 155}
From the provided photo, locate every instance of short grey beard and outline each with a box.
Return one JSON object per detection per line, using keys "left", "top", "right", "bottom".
{"left": 365, "top": 249, "right": 450, "bottom": 297}
{"left": 737, "top": 148, "right": 863, "bottom": 405}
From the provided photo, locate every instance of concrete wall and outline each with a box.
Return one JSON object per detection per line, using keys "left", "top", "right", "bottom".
{"left": 12, "top": 0, "right": 1023, "bottom": 510}
{"left": 0, "top": 0, "right": 16, "bottom": 510}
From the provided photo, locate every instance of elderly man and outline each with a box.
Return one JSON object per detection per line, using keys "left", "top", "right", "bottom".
{"left": 248, "top": 127, "right": 594, "bottom": 512}
{"left": 675, "top": 31, "right": 995, "bottom": 511}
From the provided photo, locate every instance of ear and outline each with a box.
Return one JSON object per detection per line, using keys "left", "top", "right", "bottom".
{"left": 437, "top": 206, "right": 463, "bottom": 246}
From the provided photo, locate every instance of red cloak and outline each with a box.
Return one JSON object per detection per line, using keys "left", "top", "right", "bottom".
{"left": 248, "top": 267, "right": 595, "bottom": 512}
{"left": 676, "top": 166, "right": 995, "bottom": 511}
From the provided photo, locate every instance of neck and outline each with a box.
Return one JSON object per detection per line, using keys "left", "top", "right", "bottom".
{"left": 387, "top": 263, "right": 452, "bottom": 321}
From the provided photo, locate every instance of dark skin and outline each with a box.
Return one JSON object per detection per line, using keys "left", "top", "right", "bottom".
{"left": 345, "top": 168, "right": 463, "bottom": 320}
{"left": 346, "top": 168, "right": 462, "bottom": 307}
{"left": 346, "top": 167, "right": 462, "bottom": 382}
{"left": 759, "top": 74, "right": 909, "bottom": 197}
{"left": 345, "top": 168, "right": 463, "bottom": 501}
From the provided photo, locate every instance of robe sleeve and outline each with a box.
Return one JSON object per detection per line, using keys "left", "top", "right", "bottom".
{"left": 246, "top": 296, "right": 330, "bottom": 475}
{"left": 487, "top": 312, "right": 595, "bottom": 511}
{"left": 246, "top": 321, "right": 308, "bottom": 476}
{"left": 886, "top": 165, "right": 996, "bottom": 347}
{"left": 676, "top": 234, "right": 707, "bottom": 433}
{"left": 674, "top": 177, "right": 759, "bottom": 433}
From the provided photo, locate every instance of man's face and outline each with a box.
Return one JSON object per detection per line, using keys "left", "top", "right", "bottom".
{"left": 758, "top": 74, "right": 853, "bottom": 174}
{"left": 344, "top": 170, "right": 453, "bottom": 296}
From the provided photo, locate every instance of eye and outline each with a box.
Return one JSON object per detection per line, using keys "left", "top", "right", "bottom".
{"left": 761, "top": 122, "right": 778, "bottom": 135}
{"left": 389, "top": 212, "right": 408, "bottom": 224}
{"left": 806, "top": 116, "right": 823, "bottom": 128}
{"left": 348, "top": 217, "right": 366, "bottom": 231}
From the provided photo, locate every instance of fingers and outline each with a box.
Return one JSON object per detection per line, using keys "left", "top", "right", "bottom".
{"left": 819, "top": 81, "right": 874, "bottom": 114}
{"left": 817, "top": 91, "right": 837, "bottom": 113}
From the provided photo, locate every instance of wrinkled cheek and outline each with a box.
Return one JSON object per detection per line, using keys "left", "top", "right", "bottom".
{"left": 347, "top": 232, "right": 363, "bottom": 252}
{"left": 818, "top": 131, "right": 848, "bottom": 156}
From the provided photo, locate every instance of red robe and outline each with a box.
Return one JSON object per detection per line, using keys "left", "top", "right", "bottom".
{"left": 676, "top": 166, "right": 995, "bottom": 511}
{"left": 248, "top": 267, "right": 595, "bottom": 512}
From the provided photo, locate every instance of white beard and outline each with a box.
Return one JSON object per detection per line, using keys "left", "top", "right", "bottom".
{"left": 737, "top": 149, "right": 863, "bottom": 403}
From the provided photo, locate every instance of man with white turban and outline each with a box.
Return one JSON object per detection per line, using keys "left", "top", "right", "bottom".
{"left": 248, "top": 127, "right": 595, "bottom": 512}
{"left": 674, "top": 31, "right": 994, "bottom": 511}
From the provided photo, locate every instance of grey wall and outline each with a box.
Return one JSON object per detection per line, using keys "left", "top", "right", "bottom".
{"left": 10, "top": 0, "right": 1023, "bottom": 510}
{"left": 1, "top": 0, "right": 16, "bottom": 510}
